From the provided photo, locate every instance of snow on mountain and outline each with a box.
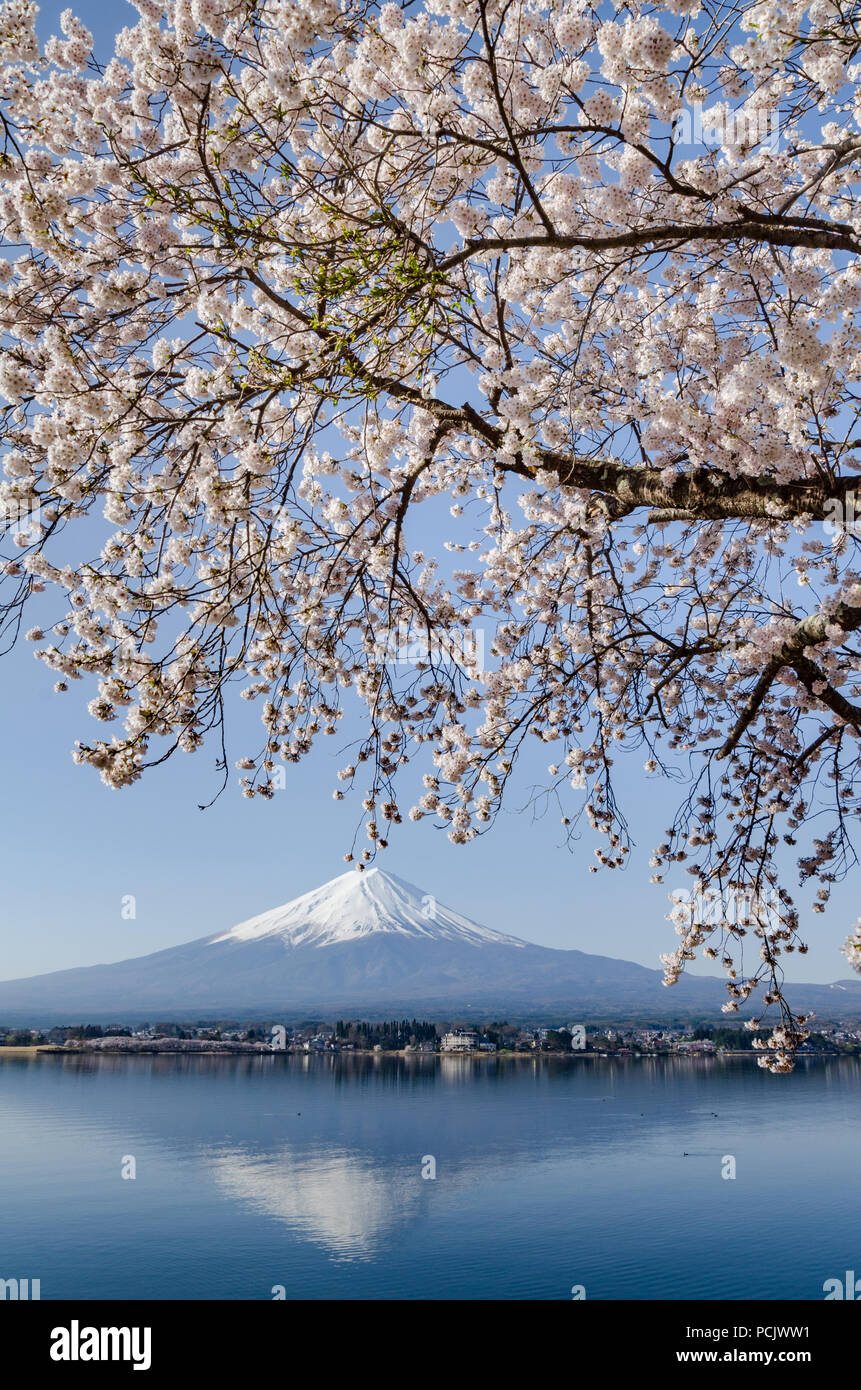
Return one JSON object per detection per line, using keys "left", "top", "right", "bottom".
{"left": 209, "top": 867, "right": 527, "bottom": 950}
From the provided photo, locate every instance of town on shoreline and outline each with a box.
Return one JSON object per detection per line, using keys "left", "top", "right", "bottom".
{"left": 2, "top": 1018, "right": 860, "bottom": 1058}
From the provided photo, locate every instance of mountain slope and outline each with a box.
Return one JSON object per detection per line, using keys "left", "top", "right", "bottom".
{"left": 209, "top": 867, "right": 526, "bottom": 949}
{"left": 0, "top": 868, "right": 858, "bottom": 1022}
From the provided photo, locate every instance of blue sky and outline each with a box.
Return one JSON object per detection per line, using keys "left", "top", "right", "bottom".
{"left": 0, "top": 0, "right": 855, "bottom": 986}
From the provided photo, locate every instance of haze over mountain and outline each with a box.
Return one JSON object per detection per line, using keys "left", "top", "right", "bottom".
{"left": 1, "top": 868, "right": 860, "bottom": 1023}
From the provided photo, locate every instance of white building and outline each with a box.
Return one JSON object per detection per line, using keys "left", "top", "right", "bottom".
{"left": 441, "top": 1029, "right": 479, "bottom": 1052}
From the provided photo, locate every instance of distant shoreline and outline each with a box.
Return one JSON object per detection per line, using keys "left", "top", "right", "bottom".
{"left": 1, "top": 1045, "right": 848, "bottom": 1061}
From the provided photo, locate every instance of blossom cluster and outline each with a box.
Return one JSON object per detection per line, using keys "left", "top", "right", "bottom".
{"left": 1, "top": 0, "right": 860, "bottom": 1062}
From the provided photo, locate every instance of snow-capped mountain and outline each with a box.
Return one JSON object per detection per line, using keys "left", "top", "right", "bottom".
{"left": 209, "top": 868, "right": 527, "bottom": 950}
{"left": 0, "top": 867, "right": 858, "bottom": 1022}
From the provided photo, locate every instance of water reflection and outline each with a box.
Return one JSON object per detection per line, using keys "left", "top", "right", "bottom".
{"left": 207, "top": 1145, "right": 421, "bottom": 1261}
{"left": 1, "top": 1052, "right": 859, "bottom": 1298}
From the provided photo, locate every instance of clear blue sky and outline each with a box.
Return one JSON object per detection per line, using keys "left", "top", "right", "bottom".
{"left": 0, "top": 1, "right": 853, "bottom": 985}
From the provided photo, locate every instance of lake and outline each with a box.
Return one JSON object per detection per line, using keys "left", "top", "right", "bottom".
{"left": 0, "top": 1052, "right": 858, "bottom": 1300}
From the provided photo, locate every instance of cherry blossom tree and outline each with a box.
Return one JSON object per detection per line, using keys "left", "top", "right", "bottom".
{"left": 3, "top": 0, "right": 861, "bottom": 1065}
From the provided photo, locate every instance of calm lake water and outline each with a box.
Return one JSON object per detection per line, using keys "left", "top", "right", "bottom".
{"left": 0, "top": 1052, "right": 858, "bottom": 1300}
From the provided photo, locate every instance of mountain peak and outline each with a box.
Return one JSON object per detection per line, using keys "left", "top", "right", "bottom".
{"left": 208, "top": 866, "right": 528, "bottom": 951}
